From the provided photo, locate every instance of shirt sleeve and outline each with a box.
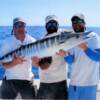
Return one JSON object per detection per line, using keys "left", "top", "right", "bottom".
{"left": 85, "top": 48, "right": 100, "bottom": 62}
{"left": 64, "top": 54, "right": 74, "bottom": 64}
{"left": 64, "top": 48, "right": 75, "bottom": 64}
{"left": 85, "top": 32, "right": 100, "bottom": 62}
{"left": 87, "top": 32, "right": 100, "bottom": 49}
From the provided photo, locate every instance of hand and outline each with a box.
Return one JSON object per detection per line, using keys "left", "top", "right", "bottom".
{"left": 39, "top": 57, "right": 52, "bottom": 70}
{"left": 32, "top": 56, "right": 40, "bottom": 66}
{"left": 12, "top": 54, "right": 26, "bottom": 65}
{"left": 79, "top": 43, "right": 88, "bottom": 51}
{"left": 39, "top": 63, "right": 51, "bottom": 70}
{"left": 56, "top": 49, "right": 68, "bottom": 57}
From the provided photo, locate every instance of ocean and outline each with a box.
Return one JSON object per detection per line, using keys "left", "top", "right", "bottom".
{"left": 0, "top": 26, "right": 100, "bottom": 79}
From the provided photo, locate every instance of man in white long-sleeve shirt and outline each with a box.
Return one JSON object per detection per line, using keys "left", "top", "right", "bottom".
{"left": 37, "top": 15, "right": 68, "bottom": 100}
{"left": 0, "top": 17, "right": 40, "bottom": 99}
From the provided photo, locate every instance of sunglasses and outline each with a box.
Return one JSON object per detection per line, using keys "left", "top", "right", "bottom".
{"left": 46, "top": 21, "right": 58, "bottom": 28}
{"left": 14, "top": 22, "right": 26, "bottom": 28}
{"left": 72, "top": 18, "right": 85, "bottom": 24}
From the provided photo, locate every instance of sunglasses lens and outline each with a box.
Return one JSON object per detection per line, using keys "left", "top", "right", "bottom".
{"left": 46, "top": 21, "right": 58, "bottom": 28}
{"left": 47, "top": 23, "right": 52, "bottom": 27}
{"left": 72, "top": 19, "right": 84, "bottom": 24}
{"left": 14, "top": 22, "right": 26, "bottom": 28}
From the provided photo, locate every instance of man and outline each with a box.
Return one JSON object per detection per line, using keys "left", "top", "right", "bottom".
{"left": 37, "top": 15, "right": 68, "bottom": 100}
{"left": 0, "top": 17, "right": 40, "bottom": 99}
{"left": 58, "top": 14, "right": 100, "bottom": 100}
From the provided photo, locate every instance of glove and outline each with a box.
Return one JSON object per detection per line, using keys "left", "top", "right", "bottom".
{"left": 39, "top": 56, "right": 52, "bottom": 70}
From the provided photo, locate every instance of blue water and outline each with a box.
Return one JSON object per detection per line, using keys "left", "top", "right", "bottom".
{"left": 0, "top": 26, "right": 100, "bottom": 79}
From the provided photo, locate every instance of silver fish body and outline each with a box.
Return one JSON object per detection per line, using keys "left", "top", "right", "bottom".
{"left": 0, "top": 31, "right": 95, "bottom": 63}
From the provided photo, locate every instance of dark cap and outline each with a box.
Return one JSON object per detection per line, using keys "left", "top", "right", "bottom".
{"left": 71, "top": 14, "right": 85, "bottom": 22}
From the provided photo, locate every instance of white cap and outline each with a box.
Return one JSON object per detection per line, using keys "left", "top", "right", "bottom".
{"left": 45, "top": 15, "right": 58, "bottom": 24}
{"left": 71, "top": 14, "right": 85, "bottom": 21}
{"left": 13, "top": 17, "right": 26, "bottom": 25}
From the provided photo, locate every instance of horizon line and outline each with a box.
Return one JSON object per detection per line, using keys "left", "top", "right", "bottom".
{"left": 0, "top": 25, "right": 99, "bottom": 28}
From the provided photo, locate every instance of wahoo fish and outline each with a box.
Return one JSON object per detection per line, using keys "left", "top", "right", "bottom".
{"left": 0, "top": 31, "right": 95, "bottom": 63}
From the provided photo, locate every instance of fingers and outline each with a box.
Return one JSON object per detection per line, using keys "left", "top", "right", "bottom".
{"left": 56, "top": 49, "right": 67, "bottom": 56}
{"left": 56, "top": 52, "right": 59, "bottom": 55}
{"left": 20, "top": 58, "right": 26, "bottom": 62}
{"left": 13, "top": 53, "right": 17, "bottom": 59}
{"left": 79, "top": 43, "right": 88, "bottom": 50}
{"left": 12, "top": 54, "right": 26, "bottom": 65}
{"left": 32, "top": 56, "right": 41, "bottom": 66}
{"left": 59, "top": 49, "right": 64, "bottom": 52}
{"left": 56, "top": 49, "right": 63, "bottom": 54}
{"left": 32, "top": 56, "right": 40, "bottom": 62}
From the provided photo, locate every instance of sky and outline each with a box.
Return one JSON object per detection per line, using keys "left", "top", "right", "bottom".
{"left": 0, "top": 0, "right": 100, "bottom": 26}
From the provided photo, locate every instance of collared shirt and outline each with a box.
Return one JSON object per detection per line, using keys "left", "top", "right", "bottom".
{"left": 0, "top": 34, "right": 36, "bottom": 81}
{"left": 68, "top": 32, "right": 100, "bottom": 86}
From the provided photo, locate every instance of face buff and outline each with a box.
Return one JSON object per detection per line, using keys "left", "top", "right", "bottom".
{"left": 46, "top": 20, "right": 59, "bottom": 34}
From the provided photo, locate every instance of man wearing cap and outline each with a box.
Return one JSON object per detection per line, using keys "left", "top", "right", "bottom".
{"left": 37, "top": 15, "right": 68, "bottom": 100}
{"left": 0, "top": 17, "right": 40, "bottom": 99}
{"left": 58, "top": 14, "right": 100, "bottom": 100}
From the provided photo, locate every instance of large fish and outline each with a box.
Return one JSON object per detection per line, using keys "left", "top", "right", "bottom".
{"left": 0, "top": 31, "right": 95, "bottom": 63}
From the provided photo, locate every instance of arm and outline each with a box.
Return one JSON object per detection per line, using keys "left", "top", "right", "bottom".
{"left": 85, "top": 48, "right": 100, "bottom": 62}
{"left": 64, "top": 54, "right": 74, "bottom": 64}
{"left": 79, "top": 43, "right": 100, "bottom": 62}
{"left": 56, "top": 49, "right": 74, "bottom": 64}
{"left": 31, "top": 56, "right": 40, "bottom": 67}
{"left": 2, "top": 55, "right": 26, "bottom": 69}
{"left": 3, "top": 61, "right": 17, "bottom": 68}
{"left": 38, "top": 57, "right": 52, "bottom": 70}
{"left": 31, "top": 56, "right": 52, "bottom": 70}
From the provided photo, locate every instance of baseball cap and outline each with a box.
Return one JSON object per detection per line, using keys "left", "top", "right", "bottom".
{"left": 13, "top": 17, "right": 26, "bottom": 25}
{"left": 45, "top": 15, "right": 58, "bottom": 24}
{"left": 71, "top": 14, "right": 85, "bottom": 22}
